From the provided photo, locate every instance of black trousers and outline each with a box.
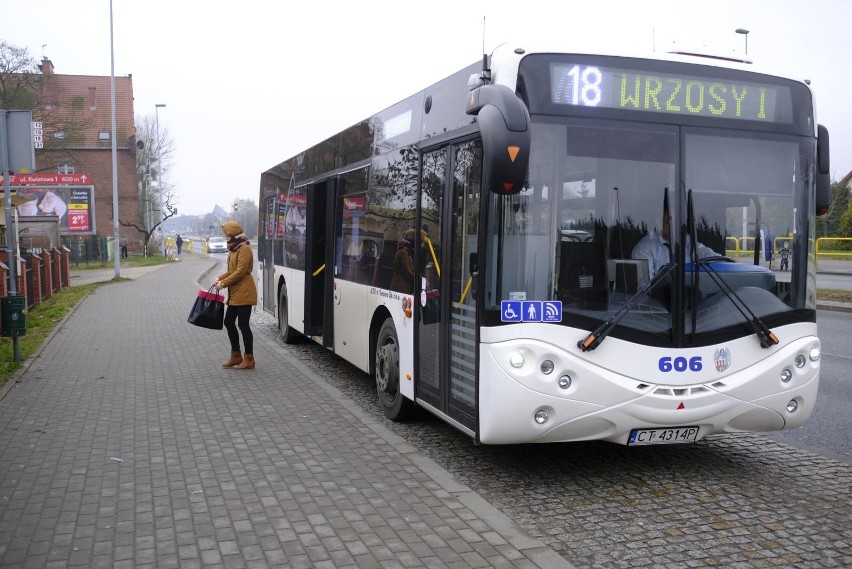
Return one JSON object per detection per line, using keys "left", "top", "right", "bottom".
{"left": 224, "top": 305, "right": 253, "bottom": 354}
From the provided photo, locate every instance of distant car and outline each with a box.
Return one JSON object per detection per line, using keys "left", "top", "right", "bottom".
{"left": 207, "top": 236, "right": 227, "bottom": 253}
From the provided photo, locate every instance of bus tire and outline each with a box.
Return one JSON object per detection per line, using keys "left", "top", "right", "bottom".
{"left": 278, "top": 289, "right": 299, "bottom": 344}
{"left": 375, "top": 318, "right": 416, "bottom": 421}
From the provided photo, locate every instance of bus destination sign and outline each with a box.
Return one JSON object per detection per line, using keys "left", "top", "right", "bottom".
{"left": 551, "top": 63, "right": 793, "bottom": 123}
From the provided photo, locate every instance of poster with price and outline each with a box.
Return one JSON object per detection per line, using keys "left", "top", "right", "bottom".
{"left": 66, "top": 189, "right": 92, "bottom": 232}
{"left": 12, "top": 185, "right": 95, "bottom": 235}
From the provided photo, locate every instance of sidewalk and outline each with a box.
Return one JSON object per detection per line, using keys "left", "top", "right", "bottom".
{"left": 68, "top": 259, "right": 186, "bottom": 287}
{"left": 0, "top": 253, "right": 572, "bottom": 568}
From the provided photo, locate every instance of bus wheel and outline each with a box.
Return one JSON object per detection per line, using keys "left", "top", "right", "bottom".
{"left": 278, "top": 289, "right": 299, "bottom": 344}
{"left": 375, "top": 319, "right": 416, "bottom": 421}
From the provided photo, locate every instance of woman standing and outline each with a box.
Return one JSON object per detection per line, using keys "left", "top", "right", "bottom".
{"left": 215, "top": 221, "right": 257, "bottom": 370}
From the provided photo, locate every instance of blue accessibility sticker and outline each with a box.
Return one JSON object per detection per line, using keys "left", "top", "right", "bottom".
{"left": 501, "top": 301, "right": 522, "bottom": 322}
{"left": 522, "top": 301, "right": 542, "bottom": 321}
{"left": 542, "top": 301, "right": 562, "bottom": 322}
{"left": 501, "top": 300, "right": 562, "bottom": 322}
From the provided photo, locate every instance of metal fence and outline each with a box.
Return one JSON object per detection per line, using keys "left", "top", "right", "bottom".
{"left": 61, "top": 235, "right": 110, "bottom": 266}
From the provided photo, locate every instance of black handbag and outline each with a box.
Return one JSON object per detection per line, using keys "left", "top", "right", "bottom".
{"left": 188, "top": 286, "right": 225, "bottom": 330}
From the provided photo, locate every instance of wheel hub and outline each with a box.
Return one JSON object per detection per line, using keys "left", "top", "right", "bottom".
{"left": 376, "top": 342, "right": 398, "bottom": 393}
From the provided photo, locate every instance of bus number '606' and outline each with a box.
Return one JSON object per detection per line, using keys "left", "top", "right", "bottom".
{"left": 658, "top": 356, "right": 702, "bottom": 372}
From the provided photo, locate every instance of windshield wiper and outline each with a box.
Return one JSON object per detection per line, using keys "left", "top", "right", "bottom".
{"left": 686, "top": 188, "right": 699, "bottom": 340}
{"left": 695, "top": 257, "right": 779, "bottom": 349}
{"left": 577, "top": 263, "right": 675, "bottom": 352}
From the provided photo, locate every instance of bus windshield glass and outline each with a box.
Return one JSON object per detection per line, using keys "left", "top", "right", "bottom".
{"left": 483, "top": 115, "right": 816, "bottom": 347}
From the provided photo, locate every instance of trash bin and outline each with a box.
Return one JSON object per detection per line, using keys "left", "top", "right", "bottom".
{"left": 1, "top": 296, "right": 26, "bottom": 337}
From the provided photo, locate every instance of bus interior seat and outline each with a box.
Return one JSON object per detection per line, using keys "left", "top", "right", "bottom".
{"left": 557, "top": 241, "right": 606, "bottom": 308}
{"left": 355, "top": 239, "right": 378, "bottom": 284}
{"left": 371, "top": 240, "right": 397, "bottom": 289}
{"left": 608, "top": 259, "right": 650, "bottom": 294}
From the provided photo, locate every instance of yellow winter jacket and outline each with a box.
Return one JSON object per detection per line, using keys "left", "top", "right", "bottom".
{"left": 218, "top": 222, "right": 257, "bottom": 306}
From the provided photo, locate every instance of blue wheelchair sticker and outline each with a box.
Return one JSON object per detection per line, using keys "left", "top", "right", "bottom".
{"left": 501, "top": 301, "right": 522, "bottom": 322}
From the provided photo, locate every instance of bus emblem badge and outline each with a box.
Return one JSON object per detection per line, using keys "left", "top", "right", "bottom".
{"left": 714, "top": 348, "right": 731, "bottom": 372}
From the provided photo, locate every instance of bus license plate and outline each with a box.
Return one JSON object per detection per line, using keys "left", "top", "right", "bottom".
{"left": 628, "top": 426, "right": 699, "bottom": 446}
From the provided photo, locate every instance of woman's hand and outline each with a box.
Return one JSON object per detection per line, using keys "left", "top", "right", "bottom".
{"left": 214, "top": 279, "right": 222, "bottom": 291}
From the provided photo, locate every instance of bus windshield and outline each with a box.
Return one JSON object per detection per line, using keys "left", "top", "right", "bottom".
{"left": 483, "top": 116, "right": 816, "bottom": 347}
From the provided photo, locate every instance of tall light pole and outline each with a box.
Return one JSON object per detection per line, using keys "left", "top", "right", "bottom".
{"left": 154, "top": 103, "right": 166, "bottom": 237}
{"left": 735, "top": 28, "right": 749, "bottom": 56}
{"left": 109, "top": 0, "right": 121, "bottom": 278}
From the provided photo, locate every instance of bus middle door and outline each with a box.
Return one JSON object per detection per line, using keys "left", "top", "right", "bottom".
{"left": 304, "top": 179, "right": 334, "bottom": 348}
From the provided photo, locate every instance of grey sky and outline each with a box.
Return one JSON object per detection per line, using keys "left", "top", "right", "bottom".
{"left": 2, "top": 0, "right": 849, "bottom": 215}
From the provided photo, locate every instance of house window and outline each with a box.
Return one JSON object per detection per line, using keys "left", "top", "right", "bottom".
{"left": 57, "top": 163, "right": 75, "bottom": 175}
{"left": 99, "top": 131, "right": 110, "bottom": 140}
{"left": 54, "top": 130, "right": 65, "bottom": 139}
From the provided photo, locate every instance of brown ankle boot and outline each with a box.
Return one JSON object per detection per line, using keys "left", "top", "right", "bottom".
{"left": 223, "top": 351, "right": 242, "bottom": 368}
{"left": 235, "top": 354, "right": 255, "bottom": 370}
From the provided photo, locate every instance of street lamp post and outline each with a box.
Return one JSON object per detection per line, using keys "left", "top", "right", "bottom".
{"left": 109, "top": 0, "right": 121, "bottom": 278}
{"left": 735, "top": 28, "right": 749, "bottom": 56}
{"left": 154, "top": 103, "right": 165, "bottom": 246}
{"left": 154, "top": 103, "right": 166, "bottom": 212}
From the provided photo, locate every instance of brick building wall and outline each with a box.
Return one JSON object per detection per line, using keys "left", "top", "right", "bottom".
{"left": 27, "top": 58, "right": 146, "bottom": 248}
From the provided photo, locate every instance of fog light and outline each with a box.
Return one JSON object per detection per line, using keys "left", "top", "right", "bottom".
{"left": 534, "top": 409, "right": 549, "bottom": 424}
{"left": 509, "top": 352, "right": 524, "bottom": 368}
{"left": 540, "top": 360, "right": 554, "bottom": 374}
{"left": 780, "top": 368, "right": 792, "bottom": 383}
{"left": 809, "top": 347, "right": 820, "bottom": 362}
{"left": 558, "top": 375, "right": 572, "bottom": 389}
{"left": 786, "top": 399, "right": 798, "bottom": 413}
{"left": 794, "top": 355, "right": 806, "bottom": 368}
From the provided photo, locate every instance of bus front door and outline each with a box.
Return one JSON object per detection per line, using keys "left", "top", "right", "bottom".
{"left": 416, "top": 140, "right": 482, "bottom": 435}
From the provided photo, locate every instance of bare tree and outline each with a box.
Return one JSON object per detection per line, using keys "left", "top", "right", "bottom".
{"left": 120, "top": 114, "right": 177, "bottom": 255}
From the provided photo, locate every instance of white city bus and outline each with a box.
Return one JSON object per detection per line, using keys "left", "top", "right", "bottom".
{"left": 257, "top": 42, "right": 831, "bottom": 445}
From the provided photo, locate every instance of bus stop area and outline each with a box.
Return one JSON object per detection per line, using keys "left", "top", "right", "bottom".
{"left": 0, "top": 253, "right": 572, "bottom": 569}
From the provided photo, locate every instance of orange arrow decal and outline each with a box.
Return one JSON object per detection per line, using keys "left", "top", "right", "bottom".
{"left": 677, "top": 402, "right": 685, "bottom": 410}
{"left": 507, "top": 146, "right": 520, "bottom": 162}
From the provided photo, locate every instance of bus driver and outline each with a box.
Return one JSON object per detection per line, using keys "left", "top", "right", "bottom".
{"left": 631, "top": 198, "right": 719, "bottom": 278}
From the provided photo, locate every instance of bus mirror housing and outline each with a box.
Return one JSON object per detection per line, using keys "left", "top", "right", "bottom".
{"left": 466, "top": 84, "right": 530, "bottom": 195}
{"left": 816, "top": 124, "right": 830, "bottom": 216}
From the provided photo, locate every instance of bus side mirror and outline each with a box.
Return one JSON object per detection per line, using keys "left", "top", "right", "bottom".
{"left": 466, "top": 84, "right": 530, "bottom": 195}
{"left": 816, "top": 124, "right": 830, "bottom": 216}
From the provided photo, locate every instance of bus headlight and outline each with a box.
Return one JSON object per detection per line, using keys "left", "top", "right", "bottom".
{"left": 809, "top": 347, "right": 821, "bottom": 362}
{"left": 786, "top": 399, "right": 799, "bottom": 413}
{"left": 558, "top": 375, "right": 572, "bottom": 389}
{"left": 534, "top": 409, "right": 549, "bottom": 424}
{"left": 540, "top": 360, "right": 554, "bottom": 374}
{"left": 794, "top": 355, "right": 806, "bottom": 368}
{"left": 509, "top": 352, "right": 524, "bottom": 368}
{"left": 780, "top": 368, "right": 792, "bottom": 383}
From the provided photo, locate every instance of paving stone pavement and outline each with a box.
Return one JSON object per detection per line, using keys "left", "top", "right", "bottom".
{"left": 0, "top": 254, "right": 575, "bottom": 569}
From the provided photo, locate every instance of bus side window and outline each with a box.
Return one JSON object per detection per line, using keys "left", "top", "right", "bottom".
{"left": 372, "top": 240, "right": 398, "bottom": 289}
{"left": 357, "top": 239, "right": 378, "bottom": 285}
